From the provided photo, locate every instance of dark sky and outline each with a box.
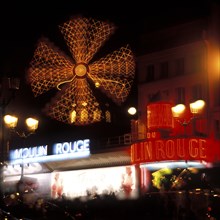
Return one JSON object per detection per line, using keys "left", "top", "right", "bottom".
{"left": 0, "top": 0, "right": 212, "bottom": 76}
{"left": 0, "top": 0, "right": 213, "bottom": 146}
{"left": 0, "top": 0, "right": 213, "bottom": 80}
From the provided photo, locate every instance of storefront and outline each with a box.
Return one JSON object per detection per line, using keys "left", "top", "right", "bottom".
{"left": 2, "top": 130, "right": 220, "bottom": 206}
{"left": 3, "top": 137, "right": 139, "bottom": 203}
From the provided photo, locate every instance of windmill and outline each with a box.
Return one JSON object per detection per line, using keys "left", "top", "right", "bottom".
{"left": 26, "top": 16, "right": 135, "bottom": 126}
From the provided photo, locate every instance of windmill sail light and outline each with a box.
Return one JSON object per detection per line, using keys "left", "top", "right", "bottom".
{"left": 27, "top": 16, "right": 135, "bottom": 126}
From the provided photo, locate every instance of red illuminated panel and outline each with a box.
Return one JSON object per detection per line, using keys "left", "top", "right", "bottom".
{"left": 131, "top": 138, "right": 210, "bottom": 163}
{"left": 147, "top": 102, "right": 174, "bottom": 131}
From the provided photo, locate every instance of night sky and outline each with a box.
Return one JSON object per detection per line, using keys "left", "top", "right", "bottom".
{"left": 0, "top": 0, "right": 211, "bottom": 74}
{"left": 0, "top": 0, "right": 213, "bottom": 147}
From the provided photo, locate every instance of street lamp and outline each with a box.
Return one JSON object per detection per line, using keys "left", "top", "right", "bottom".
{"left": 3, "top": 114, "right": 39, "bottom": 191}
{"left": 3, "top": 114, "right": 39, "bottom": 169}
{"left": 4, "top": 115, "right": 39, "bottom": 138}
{"left": 0, "top": 77, "right": 20, "bottom": 164}
{"left": 0, "top": 77, "right": 20, "bottom": 204}
{"left": 128, "top": 107, "right": 138, "bottom": 141}
{"left": 171, "top": 100, "right": 206, "bottom": 181}
{"left": 171, "top": 99, "right": 205, "bottom": 136}
{"left": 128, "top": 107, "right": 137, "bottom": 116}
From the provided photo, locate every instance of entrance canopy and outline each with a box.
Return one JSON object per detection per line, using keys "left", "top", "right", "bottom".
{"left": 4, "top": 147, "right": 131, "bottom": 177}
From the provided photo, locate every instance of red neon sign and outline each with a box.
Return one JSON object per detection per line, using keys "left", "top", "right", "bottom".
{"left": 147, "top": 102, "right": 174, "bottom": 131}
{"left": 131, "top": 138, "right": 210, "bottom": 163}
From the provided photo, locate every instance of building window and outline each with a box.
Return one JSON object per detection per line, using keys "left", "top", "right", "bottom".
{"left": 175, "top": 58, "right": 185, "bottom": 76}
{"left": 70, "top": 110, "right": 76, "bottom": 123}
{"left": 162, "top": 90, "right": 169, "bottom": 101}
{"left": 214, "top": 77, "right": 220, "bottom": 106}
{"left": 215, "top": 120, "right": 220, "bottom": 139}
{"left": 105, "top": 103, "right": 111, "bottom": 123}
{"left": 175, "top": 87, "right": 185, "bottom": 104}
{"left": 93, "top": 108, "right": 101, "bottom": 121}
{"left": 191, "top": 54, "right": 202, "bottom": 74}
{"left": 80, "top": 109, "right": 88, "bottom": 122}
{"left": 148, "top": 91, "right": 161, "bottom": 102}
{"left": 160, "top": 61, "right": 168, "bottom": 79}
{"left": 191, "top": 84, "right": 203, "bottom": 101}
{"left": 105, "top": 110, "right": 111, "bottom": 123}
{"left": 146, "top": 64, "right": 155, "bottom": 82}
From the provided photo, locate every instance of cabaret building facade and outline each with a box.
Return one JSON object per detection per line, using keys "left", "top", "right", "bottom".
{"left": 1, "top": 4, "right": 220, "bottom": 214}
{"left": 134, "top": 4, "right": 220, "bottom": 165}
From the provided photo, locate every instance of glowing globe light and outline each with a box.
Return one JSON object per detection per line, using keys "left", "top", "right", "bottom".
{"left": 128, "top": 107, "right": 137, "bottom": 115}
{"left": 190, "top": 100, "right": 205, "bottom": 114}
{"left": 25, "top": 118, "right": 39, "bottom": 132}
{"left": 171, "top": 104, "right": 185, "bottom": 117}
{"left": 4, "top": 115, "right": 18, "bottom": 128}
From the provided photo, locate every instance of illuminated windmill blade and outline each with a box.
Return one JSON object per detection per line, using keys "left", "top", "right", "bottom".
{"left": 88, "top": 45, "right": 135, "bottom": 104}
{"left": 27, "top": 16, "right": 135, "bottom": 126}
{"left": 59, "top": 16, "right": 115, "bottom": 64}
{"left": 45, "top": 77, "right": 102, "bottom": 125}
{"left": 27, "top": 39, "right": 75, "bottom": 97}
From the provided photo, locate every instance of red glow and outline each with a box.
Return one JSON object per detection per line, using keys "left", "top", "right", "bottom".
{"left": 147, "top": 102, "right": 174, "bottom": 131}
{"left": 131, "top": 137, "right": 214, "bottom": 163}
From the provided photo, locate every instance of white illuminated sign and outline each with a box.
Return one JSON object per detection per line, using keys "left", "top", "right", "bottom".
{"left": 9, "top": 139, "right": 91, "bottom": 165}
{"left": 53, "top": 139, "right": 90, "bottom": 155}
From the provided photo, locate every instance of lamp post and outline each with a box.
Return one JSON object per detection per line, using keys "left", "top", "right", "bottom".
{"left": 0, "top": 77, "right": 20, "bottom": 205}
{"left": 128, "top": 107, "right": 138, "bottom": 142}
{"left": 0, "top": 77, "right": 20, "bottom": 163}
{"left": 171, "top": 100, "right": 206, "bottom": 214}
{"left": 4, "top": 115, "right": 39, "bottom": 138}
{"left": 171, "top": 99, "right": 205, "bottom": 137}
{"left": 3, "top": 115, "right": 39, "bottom": 200}
{"left": 3, "top": 115, "right": 39, "bottom": 180}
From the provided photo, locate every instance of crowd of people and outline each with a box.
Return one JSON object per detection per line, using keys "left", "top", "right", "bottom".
{"left": 1, "top": 189, "right": 220, "bottom": 219}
